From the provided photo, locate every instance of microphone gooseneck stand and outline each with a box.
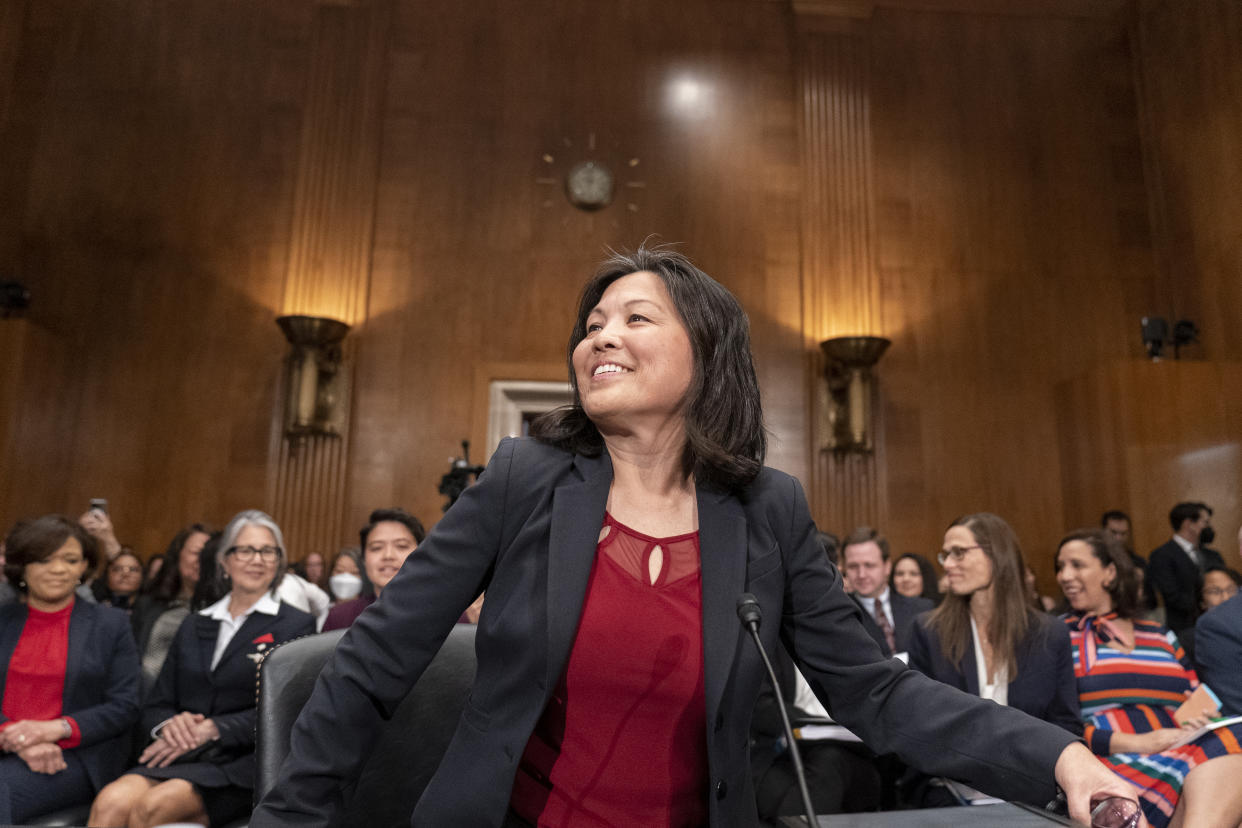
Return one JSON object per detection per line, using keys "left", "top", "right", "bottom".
{"left": 736, "top": 593, "right": 818, "bottom": 828}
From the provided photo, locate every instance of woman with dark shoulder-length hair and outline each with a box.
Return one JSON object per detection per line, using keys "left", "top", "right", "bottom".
{"left": 253, "top": 244, "right": 1131, "bottom": 828}
{"left": 0, "top": 515, "right": 140, "bottom": 824}
{"left": 1058, "top": 529, "right": 1242, "bottom": 828}
{"left": 889, "top": 552, "right": 941, "bottom": 605}
{"left": 906, "top": 514, "right": 1081, "bottom": 805}
{"left": 89, "top": 510, "right": 315, "bottom": 828}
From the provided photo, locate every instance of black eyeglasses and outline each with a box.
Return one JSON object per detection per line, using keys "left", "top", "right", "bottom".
{"left": 937, "top": 545, "right": 986, "bottom": 566}
{"left": 226, "top": 545, "right": 282, "bottom": 562}
{"left": 109, "top": 565, "right": 143, "bottom": 574}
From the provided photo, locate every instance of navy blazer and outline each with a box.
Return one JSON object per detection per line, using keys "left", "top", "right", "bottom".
{"left": 0, "top": 599, "right": 141, "bottom": 793}
{"left": 1195, "top": 593, "right": 1242, "bottom": 716}
{"left": 907, "top": 610, "right": 1082, "bottom": 737}
{"left": 852, "top": 591, "right": 934, "bottom": 657}
{"left": 143, "top": 599, "right": 315, "bottom": 787}
{"left": 253, "top": 437, "right": 1077, "bottom": 828}
{"left": 1148, "top": 539, "right": 1225, "bottom": 636}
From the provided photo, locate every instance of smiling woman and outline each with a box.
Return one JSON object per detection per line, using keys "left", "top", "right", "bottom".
{"left": 251, "top": 245, "right": 1135, "bottom": 828}
{"left": 0, "top": 515, "right": 140, "bottom": 824}
{"left": 88, "top": 510, "right": 315, "bottom": 828}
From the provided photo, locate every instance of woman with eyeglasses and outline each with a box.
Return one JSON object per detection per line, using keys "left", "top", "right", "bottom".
{"left": 1058, "top": 529, "right": 1242, "bottom": 828}
{"left": 906, "top": 514, "right": 1082, "bottom": 806}
{"left": 94, "top": 549, "right": 144, "bottom": 615}
{"left": 89, "top": 510, "right": 315, "bottom": 828}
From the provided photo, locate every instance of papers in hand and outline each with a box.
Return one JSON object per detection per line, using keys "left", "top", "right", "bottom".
{"left": 1169, "top": 714, "right": 1242, "bottom": 749}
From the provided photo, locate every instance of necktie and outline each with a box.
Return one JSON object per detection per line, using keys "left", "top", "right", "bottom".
{"left": 873, "top": 600, "right": 897, "bottom": 654}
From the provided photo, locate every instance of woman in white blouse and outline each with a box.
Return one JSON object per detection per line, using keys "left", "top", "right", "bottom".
{"left": 906, "top": 513, "right": 1082, "bottom": 806}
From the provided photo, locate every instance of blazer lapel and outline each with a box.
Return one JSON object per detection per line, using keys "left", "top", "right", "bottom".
{"left": 215, "top": 611, "right": 271, "bottom": 673}
{"left": 697, "top": 485, "right": 747, "bottom": 732}
{"left": 961, "top": 631, "right": 980, "bottom": 695}
{"left": 193, "top": 614, "right": 221, "bottom": 678}
{"left": 63, "top": 602, "right": 91, "bottom": 704}
{"left": 545, "top": 451, "right": 613, "bottom": 693}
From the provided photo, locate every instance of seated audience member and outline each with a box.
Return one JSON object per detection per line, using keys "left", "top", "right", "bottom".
{"left": 89, "top": 510, "right": 315, "bottom": 828}
{"left": 324, "top": 508, "right": 426, "bottom": 631}
{"left": 0, "top": 515, "right": 140, "bottom": 824}
{"left": 1195, "top": 590, "right": 1242, "bottom": 717}
{"left": 1024, "top": 565, "right": 1059, "bottom": 613}
{"left": 94, "top": 549, "right": 144, "bottom": 614}
{"left": 890, "top": 552, "right": 942, "bottom": 606}
{"left": 1201, "top": 566, "right": 1240, "bottom": 611}
{"left": 751, "top": 646, "right": 881, "bottom": 819}
{"left": 1058, "top": 528, "right": 1242, "bottom": 828}
{"left": 131, "top": 524, "right": 211, "bottom": 692}
{"left": 327, "top": 547, "right": 365, "bottom": 604}
{"left": 301, "top": 551, "right": 326, "bottom": 591}
{"left": 140, "top": 554, "right": 164, "bottom": 593}
{"left": 842, "top": 527, "right": 932, "bottom": 657}
{"left": 907, "top": 514, "right": 1080, "bottom": 807}
{"left": 1101, "top": 509, "right": 1156, "bottom": 612}
{"left": 1147, "top": 501, "right": 1224, "bottom": 643}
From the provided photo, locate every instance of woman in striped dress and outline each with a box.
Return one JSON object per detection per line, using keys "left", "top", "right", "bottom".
{"left": 1057, "top": 528, "right": 1242, "bottom": 828}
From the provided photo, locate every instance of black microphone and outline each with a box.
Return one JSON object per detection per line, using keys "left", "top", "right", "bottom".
{"left": 736, "top": 593, "right": 818, "bottom": 827}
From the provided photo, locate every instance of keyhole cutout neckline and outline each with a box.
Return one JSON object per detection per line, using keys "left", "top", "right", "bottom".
{"left": 598, "top": 512, "right": 700, "bottom": 588}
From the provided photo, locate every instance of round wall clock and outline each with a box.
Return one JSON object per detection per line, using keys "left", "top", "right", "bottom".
{"left": 565, "top": 161, "right": 614, "bottom": 211}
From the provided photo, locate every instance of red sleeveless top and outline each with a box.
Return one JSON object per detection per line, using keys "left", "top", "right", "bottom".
{"left": 510, "top": 513, "right": 707, "bottom": 827}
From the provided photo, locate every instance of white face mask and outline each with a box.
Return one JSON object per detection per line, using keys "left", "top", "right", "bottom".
{"left": 329, "top": 572, "right": 362, "bottom": 601}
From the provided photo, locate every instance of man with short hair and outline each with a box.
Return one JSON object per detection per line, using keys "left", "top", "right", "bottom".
{"left": 1193, "top": 524, "right": 1242, "bottom": 716}
{"left": 842, "top": 527, "right": 933, "bottom": 657}
{"left": 1100, "top": 509, "right": 1156, "bottom": 612}
{"left": 1148, "top": 501, "right": 1225, "bottom": 642}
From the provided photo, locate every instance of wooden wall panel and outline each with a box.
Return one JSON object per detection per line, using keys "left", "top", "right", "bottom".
{"left": 271, "top": 1, "right": 391, "bottom": 562}
{"left": 865, "top": 8, "right": 1161, "bottom": 586}
{"left": 0, "top": 1, "right": 311, "bottom": 557}
{"left": 1056, "top": 360, "right": 1242, "bottom": 571}
{"left": 346, "top": 0, "right": 805, "bottom": 528}
{"left": 1133, "top": 0, "right": 1242, "bottom": 362}
{"left": 796, "top": 14, "right": 890, "bottom": 535}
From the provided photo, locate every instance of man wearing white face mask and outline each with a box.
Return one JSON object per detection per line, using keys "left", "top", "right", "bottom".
{"left": 324, "top": 510, "right": 426, "bottom": 631}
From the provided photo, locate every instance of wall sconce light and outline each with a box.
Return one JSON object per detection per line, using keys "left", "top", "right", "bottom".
{"left": 820, "top": 335, "right": 891, "bottom": 454}
{"left": 276, "top": 314, "right": 351, "bottom": 438}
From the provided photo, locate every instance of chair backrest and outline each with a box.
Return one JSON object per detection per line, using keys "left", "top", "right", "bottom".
{"left": 255, "top": 624, "right": 478, "bottom": 826}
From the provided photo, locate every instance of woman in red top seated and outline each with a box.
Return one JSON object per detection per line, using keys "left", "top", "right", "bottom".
{"left": 0, "top": 515, "right": 141, "bottom": 824}
{"left": 254, "top": 246, "right": 1135, "bottom": 828}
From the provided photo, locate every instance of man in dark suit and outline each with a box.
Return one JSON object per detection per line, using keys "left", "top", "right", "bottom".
{"left": 841, "top": 526, "right": 933, "bottom": 657}
{"left": 1148, "top": 501, "right": 1224, "bottom": 642}
{"left": 1196, "top": 590, "right": 1242, "bottom": 716}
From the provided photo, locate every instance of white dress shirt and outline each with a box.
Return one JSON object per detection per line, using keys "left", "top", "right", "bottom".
{"left": 199, "top": 591, "right": 282, "bottom": 670}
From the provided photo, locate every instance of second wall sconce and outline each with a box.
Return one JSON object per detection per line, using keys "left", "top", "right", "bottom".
{"left": 277, "top": 314, "right": 351, "bottom": 439}
{"left": 820, "top": 335, "right": 890, "bottom": 454}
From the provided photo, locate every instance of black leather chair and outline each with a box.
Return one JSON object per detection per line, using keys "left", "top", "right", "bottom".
{"left": 255, "top": 624, "right": 478, "bottom": 827}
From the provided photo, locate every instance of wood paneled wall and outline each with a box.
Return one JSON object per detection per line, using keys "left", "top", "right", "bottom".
{"left": 1133, "top": 0, "right": 1242, "bottom": 363}
{"left": 1, "top": 0, "right": 1239, "bottom": 593}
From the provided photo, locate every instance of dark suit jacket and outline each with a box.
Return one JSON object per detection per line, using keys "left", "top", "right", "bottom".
{"left": 0, "top": 600, "right": 141, "bottom": 793}
{"left": 252, "top": 437, "right": 1078, "bottom": 828}
{"left": 852, "top": 591, "right": 934, "bottom": 656}
{"left": 1148, "top": 539, "right": 1225, "bottom": 636}
{"left": 1195, "top": 592, "right": 1242, "bottom": 717}
{"left": 143, "top": 600, "right": 315, "bottom": 787}
{"left": 907, "top": 611, "right": 1082, "bottom": 736}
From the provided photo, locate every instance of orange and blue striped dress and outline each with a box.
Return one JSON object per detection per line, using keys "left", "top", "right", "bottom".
{"left": 1065, "top": 613, "right": 1242, "bottom": 828}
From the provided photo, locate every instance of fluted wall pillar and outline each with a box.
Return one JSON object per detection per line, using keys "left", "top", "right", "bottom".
{"left": 269, "top": 1, "right": 390, "bottom": 560}
{"left": 796, "top": 3, "right": 888, "bottom": 536}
